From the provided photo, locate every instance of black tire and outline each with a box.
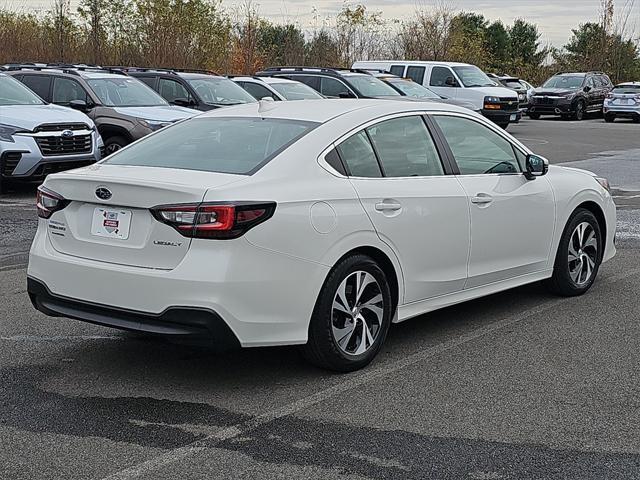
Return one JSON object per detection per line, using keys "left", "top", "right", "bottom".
{"left": 633, "top": 116, "right": 640, "bottom": 124}
{"left": 604, "top": 114, "right": 615, "bottom": 123}
{"left": 572, "top": 101, "right": 586, "bottom": 121}
{"left": 301, "top": 254, "right": 393, "bottom": 372}
{"left": 104, "top": 136, "right": 129, "bottom": 156}
{"left": 0, "top": 176, "right": 6, "bottom": 195}
{"left": 498, "top": 122, "right": 509, "bottom": 130}
{"left": 528, "top": 113, "right": 541, "bottom": 120}
{"left": 545, "top": 208, "right": 602, "bottom": 297}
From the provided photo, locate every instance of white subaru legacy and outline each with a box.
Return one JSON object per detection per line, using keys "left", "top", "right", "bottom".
{"left": 28, "top": 99, "right": 616, "bottom": 371}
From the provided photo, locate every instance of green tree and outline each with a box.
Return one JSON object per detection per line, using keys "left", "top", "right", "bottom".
{"left": 485, "top": 21, "right": 509, "bottom": 71}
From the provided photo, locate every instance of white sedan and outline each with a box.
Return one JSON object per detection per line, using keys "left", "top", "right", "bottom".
{"left": 28, "top": 100, "right": 616, "bottom": 371}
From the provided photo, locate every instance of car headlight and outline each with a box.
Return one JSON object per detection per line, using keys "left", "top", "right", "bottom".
{"left": 484, "top": 96, "right": 500, "bottom": 103}
{"left": 138, "top": 119, "right": 172, "bottom": 131}
{"left": 565, "top": 93, "right": 576, "bottom": 100}
{"left": 0, "top": 124, "right": 26, "bottom": 143}
{"left": 595, "top": 177, "right": 611, "bottom": 192}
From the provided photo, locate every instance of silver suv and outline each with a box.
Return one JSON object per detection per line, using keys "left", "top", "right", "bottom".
{"left": 0, "top": 73, "right": 103, "bottom": 193}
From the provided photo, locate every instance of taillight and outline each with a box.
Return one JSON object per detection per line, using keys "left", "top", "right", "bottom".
{"left": 606, "top": 93, "right": 614, "bottom": 99}
{"left": 151, "top": 202, "right": 276, "bottom": 239}
{"left": 36, "top": 186, "right": 69, "bottom": 219}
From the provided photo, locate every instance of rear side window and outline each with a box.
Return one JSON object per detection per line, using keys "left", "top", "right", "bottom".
{"left": 406, "top": 66, "right": 426, "bottom": 84}
{"left": 105, "top": 117, "right": 318, "bottom": 175}
{"left": 321, "top": 77, "right": 351, "bottom": 97}
{"left": 289, "top": 75, "right": 320, "bottom": 92}
{"left": 20, "top": 75, "right": 51, "bottom": 100}
{"left": 137, "top": 76, "right": 157, "bottom": 89}
{"left": 53, "top": 77, "right": 88, "bottom": 105}
{"left": 336, "top": 131, "right": 382, "bottom": 178}
{"left": 430, "top": 67, "right": 454, "bottom": 87}
{"left": 366, "top": 116, "right": 443, "bottom": 177}
{"left": 389, "top": 65, "right": 405, "bottom": 76}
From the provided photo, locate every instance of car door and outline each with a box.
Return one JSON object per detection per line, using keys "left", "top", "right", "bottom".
{"left": 428, "top": 66, "right": 459, "bottom": 99}
{"left": 336, "top": 114, "right": 470, "bottom": 303}
{"left": 320, "top": 77, "right": 355, "bottom": 98}
{"left": 52, "top": 77, "right": 90, "bottom": 106}
{"left": 432, "top": 113, "right": 556, "bottom": 289}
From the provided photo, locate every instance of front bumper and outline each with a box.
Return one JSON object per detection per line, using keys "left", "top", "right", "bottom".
{"left": 1, "top": 132, "right": 102, "bottom": 180}
{"left": 481, "top": 109, "right": 520, "bottom": 125}
{"left": 529, "top": 97, "right": 573, "bottom": 115}
{"left": 27, "top": 223, "right": 329, "bottom": 347}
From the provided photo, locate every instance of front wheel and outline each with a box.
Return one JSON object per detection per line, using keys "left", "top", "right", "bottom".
{"left": 528, "top": 113, "right": 541, "bottom": 120}
{"left": 498, "top": 122, "right": 509, "bottom": 130}
{"left": 604, "top": 114, "right": 615, "bottom": 123}
{"left": 104, "top": 136, "right": 129, "bottom": 156}
{"left": 545, "top": 208, "right": 602, "bottom": 296}
{"left": 302, "top": 254, "right": 393, "bottom": 372}
{"left": 573, "top": 101, "right": 586, "bottom": 121}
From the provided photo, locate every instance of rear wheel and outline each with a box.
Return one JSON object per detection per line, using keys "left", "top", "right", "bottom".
{"left": 0, "top": 176, "right": 6, "bottom": 195}
{"left": 604, "top": 114, "right": 615, "bottom": 123}
{"left": 104, "top": 136, "right": 129, "bottom": 156}
{"left": 528, "top": 113, "right": 541, "bottom": 120}
{"left": 302, "top": 254, "right": 393, "bottom": 372}
{"left": 546, "top": 209, "right": 602, "bottom": 296}
{"left": 633, "top": 116, "right": 640, "bottom": 124}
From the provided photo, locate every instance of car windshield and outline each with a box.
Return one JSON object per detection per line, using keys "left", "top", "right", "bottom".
{"left": 87, "top": 77, "right": 167, "bottom": 107}
{"left": 187, "top": 77, "right": 256, "bottom": 105}
{"left": 452, "top": 66, "right": 497, "bottom": 87}
{"left": 386, "top": 79, "right": 440, "bottom": 99}
{"left": 270, "top": 82, "right": 323, "bottom": 100}
{"left": 542, "top": 76, "right": 585, "bottom": 90}
{"left": 347, "top": 75, "right": 401, "bottom": 97}
{"left": 612, "top": 85, "right": 640, "bottom": 94}
{"left": 0, "top": 75, "right": 45, "bottom": 106}
{"left": 503, "top": 80, "right": 524, "bottom": 90}
{"left": 104, "top": 117, "right": 318, "bottom": 175}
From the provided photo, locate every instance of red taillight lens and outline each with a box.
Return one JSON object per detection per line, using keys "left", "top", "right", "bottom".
{"left": 151, "top": 202, "right": 276, "bottom": 239}
{"left": 36, "top": 186, "right": 69, "bottom": 219}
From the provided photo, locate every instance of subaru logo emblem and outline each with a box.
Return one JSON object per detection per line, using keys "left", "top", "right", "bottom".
{"left": 95, "top": 187, "right": 112, "bottom": 201}
{"left": 61, "top": 129, "right": 74, "bottom": 138}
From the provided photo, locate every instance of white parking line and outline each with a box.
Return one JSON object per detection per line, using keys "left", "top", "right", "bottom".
{"left": 0, "top": 335, "right": 121, "bottom": 342}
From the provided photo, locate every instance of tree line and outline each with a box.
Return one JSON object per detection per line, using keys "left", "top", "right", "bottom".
{"left": 0, "top": 0, "right": 638, "bottom": 85}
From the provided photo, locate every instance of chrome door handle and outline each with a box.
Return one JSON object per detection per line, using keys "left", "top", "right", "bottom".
{"left": 375, "top": 201, "right": 402, "bottom": 212}
{"left": 471, "top": 194, "right": 493, "bottom": 205}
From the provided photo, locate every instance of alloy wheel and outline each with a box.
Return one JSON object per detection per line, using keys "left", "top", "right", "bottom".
{"left": 331, "top": 270, "right": 384, "bottom": 356}
{"left": 568, "top": 222, "right": 598, "bottom": 285}
{"left": 575, "top": 102, "right": 584, "bottom": 121}
{"left": 105, "top": 143, "right": 122, "bottom": 155}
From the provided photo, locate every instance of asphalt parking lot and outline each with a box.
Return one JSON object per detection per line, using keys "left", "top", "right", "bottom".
{"left": 1, "top": 116, "right": 640, "bottom": 479}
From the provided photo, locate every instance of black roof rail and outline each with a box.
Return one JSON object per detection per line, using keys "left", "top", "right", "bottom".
{"left": 108, "top": 66, "right": 220, "bottom": 76}
{"left": 257, "top": 66, "right": 371, "bottom": 77}
{"left": 0, "top": 63, "right": 127, "bottom": 76}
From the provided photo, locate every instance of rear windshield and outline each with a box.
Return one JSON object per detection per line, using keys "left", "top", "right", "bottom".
{"left": 347, "top": 75, "right": 401, "bottom": 97}
{"left": 270, "top": 82, "right": 323, "bottom": 100}
{"left": 386, "top": 79, "right": 440, "bottom": 99}
{"left": 104, "top": 117, "right": 318, "bottom": 175}
{"left": 612, "top": 85, "right": 640, "bottom": 94}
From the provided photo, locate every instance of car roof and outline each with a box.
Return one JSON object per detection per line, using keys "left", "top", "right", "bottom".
{"left": 616, "top": 82, "right": 640, "bottom": 86}
{"left": 175, "top": 72, "right": 224, "bottom": 79}
{"left": 232, "top": 76, "right": 297, "bottom": 85}
{"left": 198, "top": 98, "right": 471, "bottom": 123}
{"left": 356, "top": 60, "right": 472, "bottom": 67}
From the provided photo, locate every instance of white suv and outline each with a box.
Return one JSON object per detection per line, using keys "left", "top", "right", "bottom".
{"left": 352, "top": 61, "right": 520, "bottom": 129}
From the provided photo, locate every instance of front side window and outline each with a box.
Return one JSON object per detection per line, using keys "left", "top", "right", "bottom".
{"left": 0, "top": 75, "right": 45, "bottom": 105}
{"left": 336, "top": 131, "right": 381, "bottom": 178}
{"left": 406, "top": 66, "right": 426, "bottom": 84}
{"left": 87, "top": 77, "right": 167, "bottom": 107}
{"left": 430, "top": 66, "right": 456, "bottom": 87}
{"left": 387, "top": 79, "right": 440, "bottom": 99}
{"left": 321, "top": 77, "right": 351, "bottom": 97}
{"left": 53, "top": 77, "right": 88, "bottom": 105}
{"left": 105, "top": 117, "right": 317, "bottom": 175}
{"left": 434, "top": 115, "right": 521, "bottom": 175}
{"left": 452, "top": 66, "right": 497, "bottom": 88}
{"left": 187, "top": 77, "right": 255, "bottom": 105}
{"left": 366, "top": 116, "right": 444, "bottom": 177}
{"left": 240, "top": 82, "right": 275, "bottom": 101}
{"left": 346, "top": 75, "right": 400, "bottom": 97}
{"left": 270, "top": 82, "right": 323, "bottom": 100}
{"left": 159, "top": 78, "right": 193, "bottom": 103}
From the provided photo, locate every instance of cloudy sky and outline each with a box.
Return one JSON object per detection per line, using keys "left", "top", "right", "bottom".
{"left": 2, "top": 0, "right": 639, "bottom": 46}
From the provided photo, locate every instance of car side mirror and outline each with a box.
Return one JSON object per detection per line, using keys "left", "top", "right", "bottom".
{"left": 524, "top": 154, "right": 548, "bottom": 180}
{"left": 173, "top": 98, "right": 194, "bottom": 107}
{"left": 583, "top": 86, "right": 592, "bottom": 92}
{"left": 69, "top": 99, "right": 89, "bottom": 112}
{"left": 444, "top": 76, "right": 458, "bottom": 87}
{"left": 338, "top": 91, "right": 355, "bottom": 98}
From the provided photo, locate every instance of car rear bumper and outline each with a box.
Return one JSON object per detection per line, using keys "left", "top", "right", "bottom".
{"left": 603, "top": 105, "right": 640, "bottom": 116}
{"left": 27, "top": 223, "right": 329, "bottom": 347}
{"left": 28, "top": 276, "right": 241, "bottom": 349}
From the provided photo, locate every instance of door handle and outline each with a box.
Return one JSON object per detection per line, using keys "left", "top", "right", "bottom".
{"left": 375, "top": 201, "right": 402, "bottom": 212}
{"left": 471, "top": 194, "right": 493, "bottom": 205}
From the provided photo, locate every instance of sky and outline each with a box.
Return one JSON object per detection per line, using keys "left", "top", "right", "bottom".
{"left": 2, "top": 0, "right": 639, "bottom": 46}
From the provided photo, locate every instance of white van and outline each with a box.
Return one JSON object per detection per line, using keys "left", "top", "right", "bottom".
{"left": 352, "top": 60, "right": 520, "bottom": 128}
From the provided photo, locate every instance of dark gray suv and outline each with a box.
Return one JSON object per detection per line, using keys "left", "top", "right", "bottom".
{"left": 3, "top": 64, "right": 198, "bottom": 154}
